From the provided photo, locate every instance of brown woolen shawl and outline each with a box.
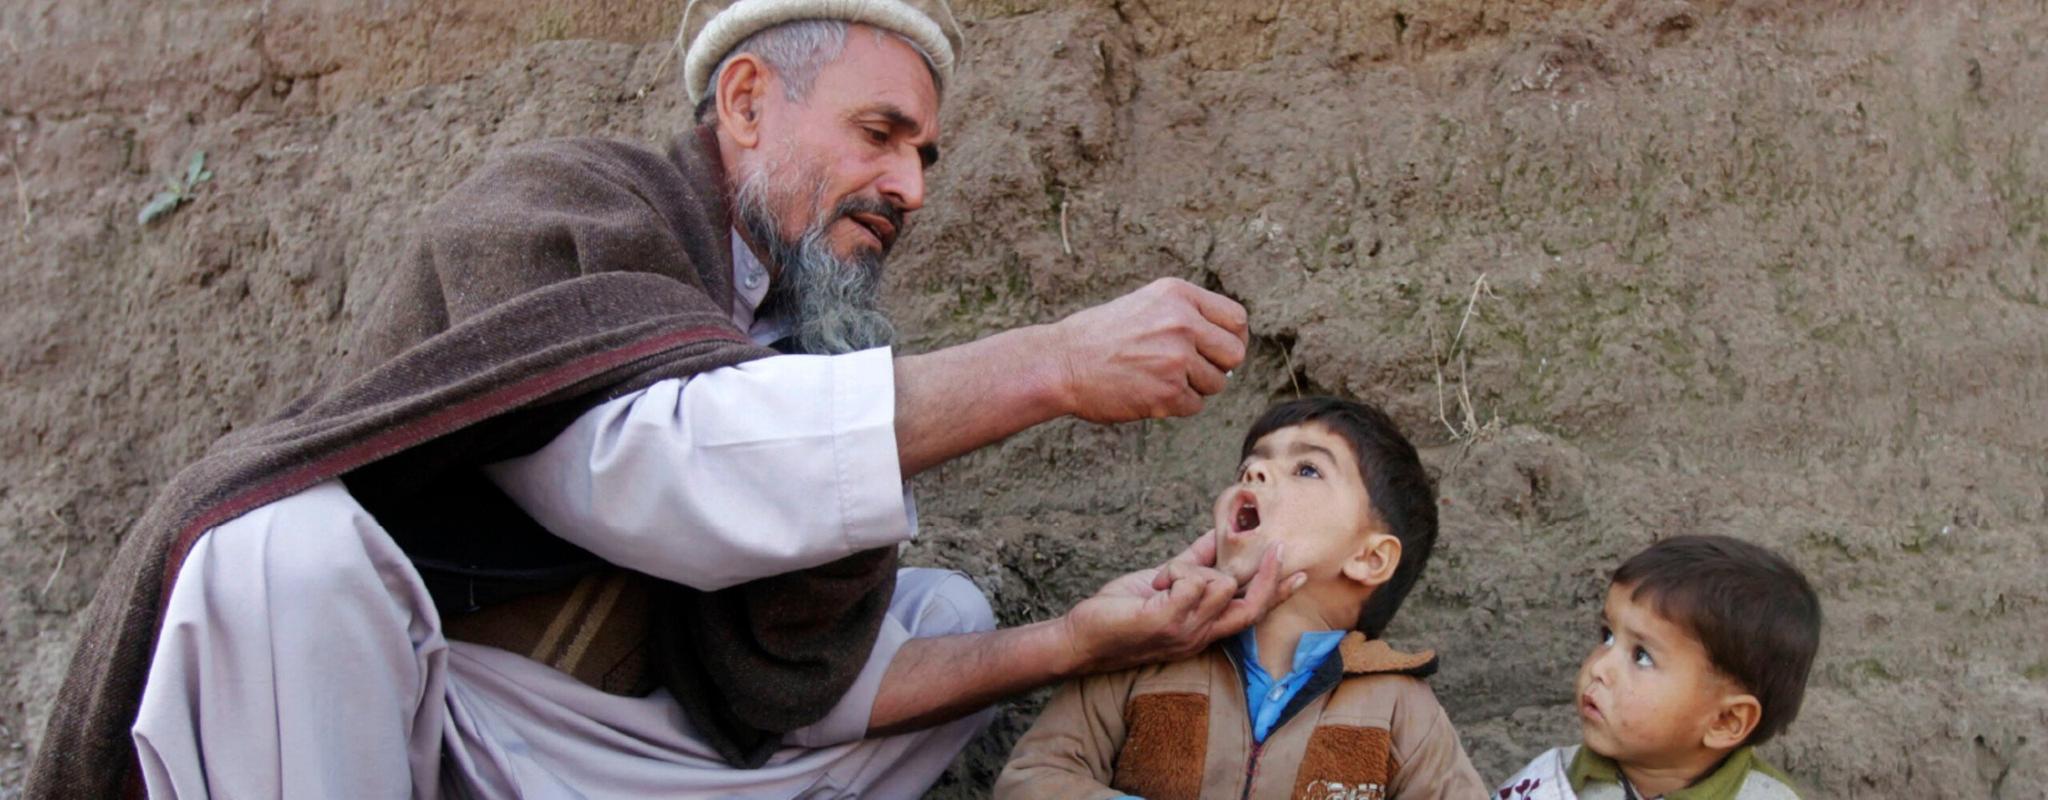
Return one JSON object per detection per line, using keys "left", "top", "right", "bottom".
{"left": 28, "top": 128, "right": 900, "bottom": 797}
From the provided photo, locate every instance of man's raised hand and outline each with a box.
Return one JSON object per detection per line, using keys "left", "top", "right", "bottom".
{"left": 1049, "top": 278, "right": 1250, "bottom": 423}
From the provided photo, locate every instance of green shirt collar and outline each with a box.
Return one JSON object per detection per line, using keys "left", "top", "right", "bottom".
{"left": 1567, "top": 746, "right": 1788, "bottom": 800}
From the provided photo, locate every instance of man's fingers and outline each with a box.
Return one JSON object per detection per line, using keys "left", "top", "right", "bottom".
{"left": 1185, "top": 285, "right": 1250, "bottom": 338}
{"left": 1182, "top": 529, "right": 1219, "bottom": 566}
{"left": 1214, "top": 545, "right": 1296, "bottom": 634}
{"left": 1281, "top": 571, "right": 1307, "bottom": 601}
{"left": 1194, "top": 573, "right": 1235, "bottom": 621}
{"left": 1163, "top": 574, "right": 1204, "bottom": 614}
{"left": 1159, "top": 560, "right": 1233, "bottom": 588}
{"left": 1152, "top": 563, "right": 1196, "bottom": 593}
{"left": 1157, "top": 530, "right": 1220, "bottom": 591}
{"left": 1186, "top": 316, "right": 1248, "bottom": 374}
{"left": 1186, "top": 358, "right": 1228, "bottom": 397}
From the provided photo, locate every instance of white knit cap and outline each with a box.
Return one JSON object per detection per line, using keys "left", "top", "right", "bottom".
{"left": 678, "top": 0, "right": 963, "bottom": 106}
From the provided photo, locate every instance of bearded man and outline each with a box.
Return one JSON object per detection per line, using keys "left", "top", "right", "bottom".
{"left": 29, "top": 1, "right": 1301, "bottom": 797}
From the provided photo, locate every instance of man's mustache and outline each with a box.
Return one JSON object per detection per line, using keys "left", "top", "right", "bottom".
{"left": 830, "top": 196, "right": 907, "bottom": 253}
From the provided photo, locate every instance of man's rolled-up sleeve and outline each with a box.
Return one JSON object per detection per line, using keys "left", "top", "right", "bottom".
{"left": 484, "top": 347, "right": 914, "bottom": 591}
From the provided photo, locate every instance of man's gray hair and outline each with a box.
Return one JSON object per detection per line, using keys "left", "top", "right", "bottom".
{"left": 692, "top": 20, "right": 940, "bottom": 123}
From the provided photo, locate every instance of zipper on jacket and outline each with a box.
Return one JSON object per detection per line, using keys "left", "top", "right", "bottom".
{"left": 1240, "top": 740, "right": 1265, "bottom": 800}
{"left": 1222, "top": 645, "right": 1263, "bottom": 800}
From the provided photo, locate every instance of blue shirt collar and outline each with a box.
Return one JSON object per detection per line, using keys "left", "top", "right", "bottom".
{"left": 1236, "top": 626, "right": 1348, "bottom": 743}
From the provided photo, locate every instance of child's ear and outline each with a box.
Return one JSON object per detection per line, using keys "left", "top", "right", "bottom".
{"left": 1702, "top": 692, "right": 1762, "bottom": 751}
{"left": 1341, "top": 533, "right": 1401, "bottom": 588}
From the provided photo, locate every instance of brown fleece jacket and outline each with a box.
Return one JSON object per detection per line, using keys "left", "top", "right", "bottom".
{"left": 997, "top": 633, "right": 1487, "bottom": 800}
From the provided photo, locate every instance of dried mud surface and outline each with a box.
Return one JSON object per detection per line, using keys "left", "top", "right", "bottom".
{"left": 3, "top": 1, "right": 2045, "bottom": 796}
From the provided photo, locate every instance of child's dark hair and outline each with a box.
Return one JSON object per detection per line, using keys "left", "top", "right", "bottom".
{"left": 1612, "top": 535, "right": 1822, "bottom": 745}
{"left": 1241, "top": 396, "right": 1436, "bottom": 639}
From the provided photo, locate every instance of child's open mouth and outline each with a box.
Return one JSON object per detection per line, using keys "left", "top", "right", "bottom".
{"left": 1229, "top": 490, "right": 1262, "bottom": 534}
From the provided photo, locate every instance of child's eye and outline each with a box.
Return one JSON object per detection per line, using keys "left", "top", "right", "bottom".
{"left": 1633, "top": 647, "right": 1654, "bottom": 668}
{"left": 1599, "top": 625, "right": 1614, "bottom": 647}
{"left": 1294, "top": 462, "right": 1321, "bottom": 479}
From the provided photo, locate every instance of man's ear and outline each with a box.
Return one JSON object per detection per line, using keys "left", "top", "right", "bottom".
{"left": 1340, "top": 533, "right": 1401, "bottom": 588}
{"left": 1703, "top": 692, "right": 1762, "bottom": 750}
{"left": 715, "top": 53, "right": 771, "bottom": 148}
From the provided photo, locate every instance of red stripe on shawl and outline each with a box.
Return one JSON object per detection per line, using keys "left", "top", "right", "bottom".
{"left": 158, "top": 324, "right": 751, "bottom": 605}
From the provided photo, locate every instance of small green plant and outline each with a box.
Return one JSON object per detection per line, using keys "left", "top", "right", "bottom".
{"left": 137, "top": 151, "right": 212, "bottom": 225}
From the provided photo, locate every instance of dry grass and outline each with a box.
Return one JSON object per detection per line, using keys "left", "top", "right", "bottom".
{"left": 37, "top": 542, "right": 66, "bottom": 600}
{"left": 1433, "top": 272, "right": 1501, "bottom": 441}
{"left": 1058, "top": 197, "right": 1073, "bottom": 257}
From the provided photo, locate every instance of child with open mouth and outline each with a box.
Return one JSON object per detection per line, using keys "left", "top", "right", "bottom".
{"left": 997, "top": 397, "right": 1486, "bottom": 799}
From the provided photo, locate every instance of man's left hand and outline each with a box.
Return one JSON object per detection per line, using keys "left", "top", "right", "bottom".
{"left": 1057, "top": 532, "right": 1307, "bottom": 675}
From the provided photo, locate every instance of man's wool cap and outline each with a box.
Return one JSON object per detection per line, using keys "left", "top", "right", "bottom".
{"left": 679, "top": 0, "right": 963, "bottom": 105}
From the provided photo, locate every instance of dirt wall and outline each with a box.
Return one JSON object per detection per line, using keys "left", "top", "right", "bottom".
{"left": 3, "top": 1, "right": 2044, "bottom": 796}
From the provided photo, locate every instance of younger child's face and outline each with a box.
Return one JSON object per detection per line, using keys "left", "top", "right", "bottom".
{"left": 1575, "top": 582, "right": 1734, "bottom": 768}
{"left": 1211, "top": 422, "right": 1377, "bottom": 585}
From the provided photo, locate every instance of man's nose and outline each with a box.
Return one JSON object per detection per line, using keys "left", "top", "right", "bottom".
{"left": 877, "top": 149, "right": 925, "bottom": 213}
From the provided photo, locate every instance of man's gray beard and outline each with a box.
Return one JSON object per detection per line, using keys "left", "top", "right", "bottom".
{"left": 734, "top": 163, "right": 896, "bottom": 356}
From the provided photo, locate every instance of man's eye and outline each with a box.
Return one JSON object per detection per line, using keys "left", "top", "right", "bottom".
{"left": 1294, "top": 463, "right": 1321, "bottom": 479}
{"left": 1633, "top": 647, "right": 1654, "bottom": 668}
{"left": 863, "top": 127, "right": 890, "bottom": 144}
{"left": 1599, "top": 625, "right": 1614, "bottom": 647}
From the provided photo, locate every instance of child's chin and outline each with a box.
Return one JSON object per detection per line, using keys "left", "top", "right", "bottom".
{"left": 1578, "top": 726, "right": 1625, "bottom": 760}
{"left": 1216, "top": 544, "right": 1269, "bottom": 585}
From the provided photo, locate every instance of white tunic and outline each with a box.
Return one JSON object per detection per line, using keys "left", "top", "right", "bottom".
{"left": 132, "top": 237, "right": 995, "bottom": 798}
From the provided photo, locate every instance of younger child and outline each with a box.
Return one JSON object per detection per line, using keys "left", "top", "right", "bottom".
{"left": 1496, "top": 535, "right": 1822, "bottom": 800}
{"left": 997, "top": 397, "right": 1486, "bottom": 799}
